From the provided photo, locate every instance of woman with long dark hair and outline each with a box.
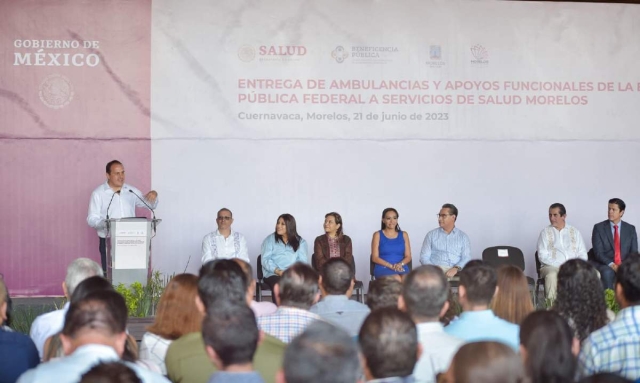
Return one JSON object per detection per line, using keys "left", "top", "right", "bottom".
{"left": 312, "top": 212, "right": 354, "bottom": 272}
{"left": 371, "top": 207, "right": 411, "bottom": 278}
{"left": 261, "top": 213, "right": 309, "bottom": 300}
{"left": 553, "top": 259, "right": 609, "bottom": 341}
{"left": 520, "top": 310, "right": 578, "bottom": 383}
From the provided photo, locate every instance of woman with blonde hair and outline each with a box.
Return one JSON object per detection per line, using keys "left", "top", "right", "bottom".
{"left": 139, "top": 273, "right": 202, "bottom": 374}
{"left": 491, "top": 265, "right": 534, "bottom": 325}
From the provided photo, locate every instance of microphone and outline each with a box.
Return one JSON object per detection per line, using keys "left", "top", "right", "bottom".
{"left": 129, "top": 189, "right": 156, "bottom": 221}
{"left": 105, "top": 190, "right": 121, "bottom": 220}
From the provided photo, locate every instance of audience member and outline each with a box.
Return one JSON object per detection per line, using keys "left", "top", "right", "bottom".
{"left": 0, "top": 277, "right": 39, "bottom": 383}
{"left": 203, "top": 305, "right": 264, "bottom": 383}
{"left": 43, "top": 275, "right": 115, "bottom": 361}
{"left": 445, "top": 263, "right": 520, "bottom": 350}
{"left": 553, "top": 259, "right": 608, "bottom": 342}
{"left": 233, "top": 259, "right": 277, "bottom": 317}
{"left": 441, "top": 341, "right": 525, "bottom": 383}
{"left": 310, "top": 258, "right": 370, "bottom": 336}
{"left": 372, "top": 208, "right": 412, "bottom": 278}
{"left": 277, "top": 321, "right": 360, "bottom": 383}
{"left": 312, "top": 212, "right": 355, "bottom": 272}
{"left": 592, "top": 198, "right": 638, "bottom": 289}
{"left": 80, "top": 362, "right": 142, "bottom": 383}
{"left": 491, "top": 265, "right": 534, "bottom": 325}
{"left": 201, "top": 208, "right": 250, "bottom": 264}
{"left": 366, "top": 277, "right": 403, "bottom": 311}
{"left": 17, "top": 290, "right": 168, "bottom": 383}
{"left": 419, "top": 203, "right": 470, "bottom": 280}
{"left": 520, "top": 310, "right": 579, "bottom": 383}
{"left": 165, "top": 260, "right": 285, "bottom": 383}
{"left": 261, "top": 214, "right": 309, "bottom": 302}
{"left": 399, "top": 266, "right": 463, "bottom": 383}
{"left": 537, "top": 203, "right": 588, "bottom": 300}
{"left": 139, "top": 274, "right": 202, "bottom": 374}
{"left": 30, "top": 258, "right": 103, "bottom": 359}
{"left": 579, "top": 254, "right": 640, "bottom": 380}
{"left": 358, "top": 307, "right": 420, "bottom": 382}
{"left": 258, "top": 263, "right": 322, "bottom": 343}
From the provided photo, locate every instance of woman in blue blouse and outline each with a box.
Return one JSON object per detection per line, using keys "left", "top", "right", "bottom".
{"left": 371, "top": 207, "right": 412, "bottom": 278}
{"left": 261, "top": 213, "right": 308, "bottom": 301}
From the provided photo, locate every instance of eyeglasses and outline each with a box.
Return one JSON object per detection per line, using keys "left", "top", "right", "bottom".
{"left": 217, "top": 216, "right": 232, "bottom": 221}
{"left": 436, "top": 214, "right": 452, "bottom": 218}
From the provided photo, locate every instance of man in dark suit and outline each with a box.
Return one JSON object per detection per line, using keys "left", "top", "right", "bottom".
{"left": 592, "top": 198, "right": 638, "bottom": 289}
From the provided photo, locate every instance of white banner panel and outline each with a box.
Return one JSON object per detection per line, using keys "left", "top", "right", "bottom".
{"left": 151, "top": 0, "right": 640, "bottom": 141}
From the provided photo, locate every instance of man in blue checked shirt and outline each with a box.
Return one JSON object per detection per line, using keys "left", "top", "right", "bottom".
{"left": 419, "top": 203, "right": 471, "bottom": 279}
{"left": 579, "top": 254, "right": 640, "bottom": 380}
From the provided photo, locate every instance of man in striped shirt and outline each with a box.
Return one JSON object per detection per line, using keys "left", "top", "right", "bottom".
{"left": 419, "top": 203, "right": 471, "bottom": 279}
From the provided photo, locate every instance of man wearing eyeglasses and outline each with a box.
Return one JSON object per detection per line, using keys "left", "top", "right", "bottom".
{"left": 419, "top": 203, "right": 471, "bottom": 279}
{"left": 201, "top": 208, "right": 250, "bottom": 264}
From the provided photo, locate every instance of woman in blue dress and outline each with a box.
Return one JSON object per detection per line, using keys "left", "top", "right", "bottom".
{"left": 371, "top": 207, "right": 412, "bottom": 278}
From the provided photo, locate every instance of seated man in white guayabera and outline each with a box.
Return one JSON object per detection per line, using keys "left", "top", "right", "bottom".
{"left": 201, "top": 208, "right": 250, "bottom": 264}
{"left": 536, "top": 203, "right": 587, "bottom": 301}
{"left": 29, "top": 258, "right": 103, "bottom": 359}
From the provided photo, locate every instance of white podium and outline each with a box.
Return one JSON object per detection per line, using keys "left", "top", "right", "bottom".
{"left": 106, "top": 217, "right": 161, "bottom": 286}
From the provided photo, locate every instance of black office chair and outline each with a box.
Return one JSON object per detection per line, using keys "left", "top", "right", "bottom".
{"left": 255, "top": 255, "right": 271, "bottom": 302}
{"left": 482, "top": 246, "right": 536, "bottom": 305}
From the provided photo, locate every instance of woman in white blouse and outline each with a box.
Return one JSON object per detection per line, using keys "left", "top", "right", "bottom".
{"left": 139, "top": 274, "right": 202, "bottom": 374}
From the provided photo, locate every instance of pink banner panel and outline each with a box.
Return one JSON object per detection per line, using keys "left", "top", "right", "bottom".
{"left": 0, "top": 0, "right": 151, "bottom": 295}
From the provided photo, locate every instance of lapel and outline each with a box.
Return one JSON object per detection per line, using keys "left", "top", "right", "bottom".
{"left": 603, "top": 220, "right": 614, "bottom": 249}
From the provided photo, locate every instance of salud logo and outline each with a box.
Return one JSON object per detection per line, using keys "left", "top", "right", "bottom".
{"left": 331, "top": 46, "right": 349, "bottom": 63}
{"left": 238, "top": 45, "right": 256, "bottom": 62}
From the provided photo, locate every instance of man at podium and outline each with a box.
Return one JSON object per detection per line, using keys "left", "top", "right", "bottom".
{"left": 87, "top": 160, "right": 159, "bottom": 274}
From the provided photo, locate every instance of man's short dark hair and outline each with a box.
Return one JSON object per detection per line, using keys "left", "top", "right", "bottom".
{"left": 403, "top": 265, "right": 449, "bottom": 319}
{"left": 366, "top": 277, "right": 403, "bottom": 311}
{"left": 284, "top": 321, "right": 360, "bottom": 383}
{"left": 62, "top": 290, "right": 127, "bottom": 338}
{"left": 198, "top": 260, "right": 248, "bottom": 310}
{"left": 217, "top": 208, "right": 232, "bottom": 218}
{"left": 459, "top": 263, "right": 497, "bottom": 306}
{"left": 278, "top": 263, "right": 319, "bottom": 309}
{"left": 321, "top": 258, "right": 354, "bottom": 295}
{"left": 105, "top": 160, "right": 122, "bottom": 174}
{"left": 443, "top": 203, "right": 458, "bottom": 220}
{"left": 358, "top": 308, "right": 418, "bottom": 379}
{"left": 617, "top": 253, "right": 640, "bottom": 304}
{"left": 549, "top": 203, "right": 567, "bottom": 216}
{"left": 80, "top": 361, "right": 141, "bottom": 383}
{"left": 609, "top": 198, "right": 626, "bottom": 212}
{"left": 202, "top": 304, "right": 259, "bottom": 367}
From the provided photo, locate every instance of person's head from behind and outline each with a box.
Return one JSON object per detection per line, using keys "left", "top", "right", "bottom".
{"left": 233, "top": 258, "right": 258, "bottom": 302}
{"left": 64, "top": 258, "right": 104, "bottom": 299}
{"left": 320, "top": 258, "right": 354, "bottom": 297}
{"left": 380, "top": 208, "right": 400, "bottom": 231}
{"left": 554, "top": 259, "right": 608, "bottom": 341}
{"left": 366, "top": 277, "right": 403, "bottom": 311}
{"left": 491, "top": 265, "right": 534, "bottom": 325}
{"left": 442, "top": 341, "right": 524, "bottom": 383}
{"left": 519, "top": 310, "right": 578, "bottom": 383}
{"left": 70, "top": 276, "right": 114, "bottom": 303}
{"left": 358, "top": 307, "right": 420, "bottom": 380}
{"left": 458, "top": 263, "right": 497, "bottom": 310}
{"left": 202, "top": 304, "right": 260, "bottom": 370}
{"left": 399, "top": 265, "right": 449, "bottom": 323}
{"left": 275, "top": 262, "right": 320, "bottom": 309}
{"left": 80, "top": 361, "right": 141, "bottom": 383}
{"left": 198, "top": 259, "right": 249, "bottom": 313}
{"left": 61, "top": 290, "right": 128, "bottom": 357}
{"left": 615, "top": 253, "right": 640, "bottom": 309}
{"left": 278, "top": 321, "right": 360, "bottom": 383}
{"left": 148, "top": 274, "right": 202, "bottom": 340}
